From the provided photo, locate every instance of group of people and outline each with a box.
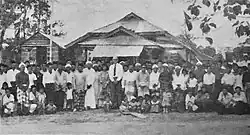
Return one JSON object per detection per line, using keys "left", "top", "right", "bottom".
{"left": 0, "top": 55, "right": 250, "bottom": 117}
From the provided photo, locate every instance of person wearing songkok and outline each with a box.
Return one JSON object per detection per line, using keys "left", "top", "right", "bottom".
{"left": 16, "top": 63, "right": 29, "bottom": 104}
{"left": 149, "top": 64, "right": 160, "bottom": 93}
{"left": 221, "top": 67, "right": 236, "bottom": 94}
{"left": 84, "top": 61, "right": 96, "bottom": 109}
{"left": 159, "top": 64, "right": 173, "bottom": 91}
{"left": 203, "top": 67, "right": 215, "bottom": 95}
{"left": 2, "top": 88, "right": 15, "bottom": 116}
{"left": 42, "top": 63, "right": 56, "bottom": 104}
{"left": 172, "top": 66, "right": 186, "bottom": 90}
{"left": 136, "top": 65, "right": 150, "bottom": 97}
{"left": 27, "top": 65, "right": 37, "bottom": 89}
{"left": 186, "top": 72, "right": 198, "bottom": 94}
{"left": 28, "top": 85, "right": 39, "bottom": 114}
{"left": 194, "top": 62, "right": 205, "bottom": 91}
{"left": 6, "top": 61, "right": 19, "bottom": 101}
{"left": 243, "top": 63, "right": 250, "bottom": 103}
{"left": 123, "top": 65, "right": 137, "bottom": 101}
{"left": 108, "top": 56, "right": 124, "bottom": 109}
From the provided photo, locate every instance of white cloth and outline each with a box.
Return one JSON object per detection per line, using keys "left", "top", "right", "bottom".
{"left": 28, "top": 73, "right": 37, "bottom": 88}
{"left": 203, "top": 73, "right": 215, "bottom": 85}
{"left": 65, "top": 72, "right": 75, "bottom": 84}
{"left": 221, "top": 73, "right": 236, "bottom": 86}
{"left": 172, "top": 73, "right": 187, "bottom": 90}
{"left": 42, "top": 71, "right": 56, "bottom": 86}
{"left": 84, "top": 68, "right": 96, "bottom": 109}
{"left": 66, "top": 89, "right": 73, "bottom": 100}
{"left": 185, "top": 94, "right": 196, "bottom": 109}
{"left": 234, "top": 75, "right": 243, "bottom": 90}
{"left": 3, "top": 94, "right": 14, "bottom": 105}
{"left": 187, "top": 78, "right": 198, "bottom": 88}
{"left": 149, "top": 72, "right": 160, "bottom": 89}
{"left": 237, "top": 60, "right": 250, "bottom": 67}
{"left": 6, "top": 69, "right": 19, "bottom": 86}
{"left": 233, "top": 92, "right": 247, "bottom": 103}
{"left": 108, "top": 63, "right": 124, "bottom": 82}
{"left": 4, "top": 103, "right": 15, "bottom": 114}
{"left": 123, "top": 71, "right": 137, "bottom": 99}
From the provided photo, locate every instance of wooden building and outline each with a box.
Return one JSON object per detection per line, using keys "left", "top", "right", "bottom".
{"left": 65, "top": 12, "right": 212, "bottom": 63}
{"left": 20, "top": 32, "right": 65, "bottom": 65}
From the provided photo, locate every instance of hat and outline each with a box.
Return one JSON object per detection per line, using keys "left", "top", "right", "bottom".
{"left": 196, "top": 61, "right": 203, "bottom": 65}
{"left": 19, "top": 62, "right": 25, "bottom": 68}
{"left": 243, "top": 53, "right": 248, "bottom": 56}
{"left": 65, "top": 64, "right": 72, "bottom": 68}
{"left": 152, "top": 64, "right": 158, "bottom": 69}
{"left": 86, "top": 61, "right": 92, "bottom": 65}
{"left": 93, "top": 64, "right": 98, "bottom": 67}
{"left": 142, "top": 65, "right": 146, "bottom": 68}
{"left": 175, "top": 66, "right": 181, "bottom": 69}
{"left": 163, "top": 63, "right": 168, "bottom": 67}
{"left": 119, "top": 61, "right": 125, "bottom": 64}
{"left": 135, "top": 63, "right": 141, "bottom": 66}
{"left": 112, "top": 56, "right": 118, "bottom": 60}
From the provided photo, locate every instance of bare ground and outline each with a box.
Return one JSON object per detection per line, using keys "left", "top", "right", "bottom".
{"left": 1, "top": 110, "right": 250, "bottom": 135}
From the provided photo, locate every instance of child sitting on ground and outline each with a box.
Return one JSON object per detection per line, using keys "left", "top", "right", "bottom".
{"left": 137, "top": 96, "right": 144, "bottom": 113}
{"left": 66, "top": 82, "right": 74, "bottom": 111}
{"left": 45, "top": 100, "right": 57, "bottom": 114}
{"left": 162, "top": 90, "right": 173, "bottom": 113}
{"left": 119, "top": 97, "right": 129, "bottom": 112}
{"left": 37, "top": 87, "right": 46, "bottom": 114}
{"left": 185, "top": 91, "right": 198, "bottom": 112}
{"left": 103, "top": 95, "right": 112, "bottom": 112}
{"left": 150, "top": 95, "right": 161, "bottom": 113}
{"left": 128, "top": 96, "right": 138, "bottom": 112}
{"left": 141, "top": 94, "right": 151, "bottom": 113}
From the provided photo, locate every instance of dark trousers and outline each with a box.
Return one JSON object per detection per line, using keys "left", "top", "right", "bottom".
{"left": 110, "top": 81, "right": 122, "bottom": 109}
{"left": 10, "top": 81, "right": 17, "bottom": 102}
{"left": 55, "top": 90, "right": 65, "bottom": 111}
{"left": 212, "top": 80, "right": 221, "bottom": 101}
{"left": 45, "top": 83, "right": 55, "bottom": 104}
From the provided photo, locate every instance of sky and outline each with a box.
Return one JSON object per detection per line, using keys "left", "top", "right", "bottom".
{"left": 5, "top": 0, "right": 250, "bottom": 51}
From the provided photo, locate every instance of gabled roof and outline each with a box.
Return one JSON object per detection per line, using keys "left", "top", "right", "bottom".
{"left": 20, "top": 32, "right": 65, "bottom": 49}
{"left": 93, "top": 12, "right": 165, "bottom": 33}
{"left": 79, "top": 26, "right": 162, "bottom": 48}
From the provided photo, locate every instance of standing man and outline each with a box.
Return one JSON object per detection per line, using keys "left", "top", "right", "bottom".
{"left": 203, "top": 67, "right": 215, "bottom": 96}
{"left": 108, "top": 56, "right": 124, "bottom": 109}
{"left": 159, "top": 64, "right": 173, "bottom": 91}
{"left": 6, "top": 61, "right": 19, "bottom": 101}
{"left": 123, "top": 65, "right": 137, "bottom": 101}
{"left": 136, "top": 65, "right": 150, "bottom": 97}
{"left": 212, "top": 61, "right": 225, "bottom": 102}
{"left": 243, "top": 63, "right": 250, "bottom": 103}
{"left": 16, "top": 63, "right": 29, "bottom": 107}
{"left": 149, "top": 64, "right": 160, "bottom": 93}
{"left": 221, "top": 67, "right": 236, "bottom": 94}
{"left": 43, "top": 63, "right": 56, "bottom": 103}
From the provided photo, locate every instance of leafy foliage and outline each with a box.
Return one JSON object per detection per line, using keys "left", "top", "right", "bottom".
{"left": 180, "top": 0, "right": 250, "bottom": 45}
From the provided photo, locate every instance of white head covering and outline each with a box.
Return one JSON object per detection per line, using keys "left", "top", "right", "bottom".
{"left": 86, "top": 61, "right": 92, "bottom": 65}
{"left": 130, "top": 96, "right": 136, "bottom": 100}
{"left": 135, "top": 63, "right": 141, "bottom": 67}
{"left": 175, "top": 66, "right": 181, "bottom": 69}
{"left": 93, "top": 64, "right": 98, "bottom": 67}
{"left": 19, "top": 62, "right": 25, "bottom": 68}
{"left": 65, "top": 64, "right": 72, "bottom": 68}
{"left": 163, "top": 63, "right": 168, "bottom": 67}
{"left": 113, "top": 56, "right": 118, "bottom": 60}
{"left": 119, "top": 61, "right": 125, "bottom": 64}
{"left": 152, "top": 64, "right": 158, "bottom": 69}
{"left": 243, "top": 53, "right": 248, "bottom": 56}
{"left": 196, "top": 61, "right": 203, "bottom": 66}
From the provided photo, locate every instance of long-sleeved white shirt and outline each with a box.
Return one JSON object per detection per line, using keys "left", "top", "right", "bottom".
{"left": 203, "top": 73, "right": 215, "bottom": 85}
{"left": 108, "top": 63, "right": 123, "bottom": 82}
{"left": 233, "top": 92, "right": 247, "bottom": 103}
{"left": 123, "top": 71, "right": 137, "bottom": 88}
{"left": 55, "top": 71, "right": 67, "bottom": 86}
{"left": 42, "top": 71, "right": 56, "bottom": 86}
{"left": 6, "top": 69, "right": 19, "bottom": 85}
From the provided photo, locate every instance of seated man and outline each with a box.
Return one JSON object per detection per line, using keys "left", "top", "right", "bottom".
{"left": 216, "top": 88, "right": 233, "bottom": 115}
{"left": 28, "top": 85, "right": 39, "bottom": 114}
{"left": 2, "top": 89, "right": 15, "bottom": 116}
{"left": 195, "top": 86, "right": 213, "bottom": 112}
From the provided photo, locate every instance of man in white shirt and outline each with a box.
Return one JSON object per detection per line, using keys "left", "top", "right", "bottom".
{"left": 108, "top": 56, "right": 124, "bottom": 109}
{"left": 43, "top": 63, "right": 56, "bottom": 103}
{"left": 221, "top": 68, "right": 236, "bottom": 94}
{"left": 2, "top": 89, "right": 15, "bottom": 116}
{"left": 27, "top": 65, "right": 37, "bottom": 89}
{"left": 74, "top": 63, "right": 85, "bottom": 93}
{"left": 149, "top": 64, "right": 160, "bottom": 92}
{"left": 6, "top": 61, "right": 19, "bottom": 101}
{"left": 123, "top": 65, "right": 137, "bottom": 101}
{"left": 55, "top": 63, "right": 67, "bottom": 90}
{"left": 203, "top": 67, "right": 215, "bottom": 94}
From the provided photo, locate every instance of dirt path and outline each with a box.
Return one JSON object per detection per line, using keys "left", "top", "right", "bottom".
{"left": 1, "top": 110, "right": 250, "bottom": 135}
